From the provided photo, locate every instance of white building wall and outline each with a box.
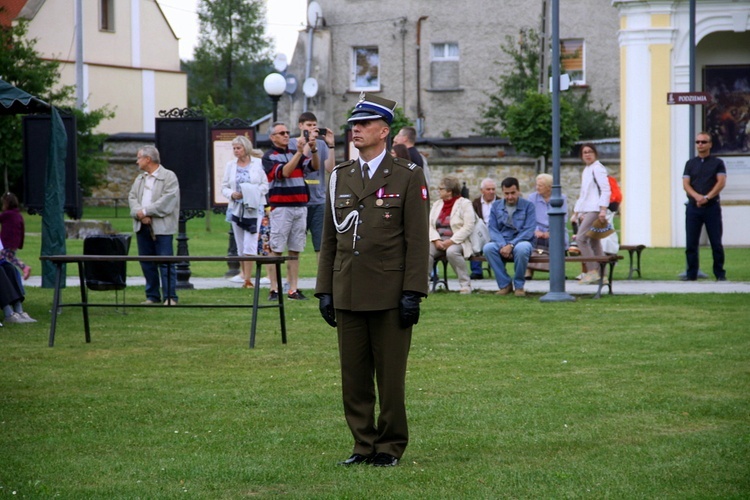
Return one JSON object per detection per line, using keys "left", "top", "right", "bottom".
{"left": 23, "top": 0, "right": 186, "bottom": 134}
{"left": 615, "top": 0, "right": 750, "bottom": 247}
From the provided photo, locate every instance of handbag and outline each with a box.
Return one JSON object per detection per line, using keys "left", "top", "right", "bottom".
{"left": 526, "top": 247, "right": 550, "bottom": 272}
{"left": 232, "top": 204, "right": 258, "bottom": 233}
{"left": 470, "top": 214, "right": 490, "bottom": 255}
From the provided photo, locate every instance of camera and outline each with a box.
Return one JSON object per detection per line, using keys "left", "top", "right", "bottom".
{"left": 317, "top": 127, "right": 328, "bottom": 136}
{"left": 303, "top": 130, "right": 310, "bottom": 140}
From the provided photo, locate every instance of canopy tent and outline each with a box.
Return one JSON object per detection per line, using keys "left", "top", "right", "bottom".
{"left": 0, "top": 79, "right": 67, "bottom": 288}
{"left": 0, "top": 80, "right": 51, "bottom": 114}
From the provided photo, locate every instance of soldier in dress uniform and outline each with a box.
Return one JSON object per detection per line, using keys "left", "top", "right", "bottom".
{"left": 315, "top": 93, "right": 429, "bottom": 467}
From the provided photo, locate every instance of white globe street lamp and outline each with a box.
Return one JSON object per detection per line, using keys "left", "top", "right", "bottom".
{"left": 263, "top": 72, "right": 287, "bottom": 122}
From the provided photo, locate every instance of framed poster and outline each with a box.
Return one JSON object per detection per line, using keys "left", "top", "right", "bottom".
{"left": 210, "top": 128, "right": 256, "bottom": 207}
{"left": 703, "top": 65, "right": 750, "bottom": 155}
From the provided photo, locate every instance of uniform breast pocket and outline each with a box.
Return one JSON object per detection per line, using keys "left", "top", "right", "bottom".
{"left": 335, "top": 199, "right": 355, "bottom": 221}
{"left": 373, "top": 198, "right": 402, "bottom": 227}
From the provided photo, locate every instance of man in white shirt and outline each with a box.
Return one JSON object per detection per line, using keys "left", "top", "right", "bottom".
{"left": 469, "top": 178, "right": 499, "bottom": 279}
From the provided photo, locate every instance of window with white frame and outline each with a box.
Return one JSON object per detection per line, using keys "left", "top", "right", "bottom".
{"left": 351, "top": 47, "right": 380, "bottom": 91}
{"left": 100, "top": 0, "right": 115, "bottom": 32}
{"left": 561, "top": 39, "right": 585, "bottom": 85}
{"left": 430, "top": 42, "right": 460, "bottom": 89}
{"left": 431, "top": 42, "right": 459, "bottom": 61}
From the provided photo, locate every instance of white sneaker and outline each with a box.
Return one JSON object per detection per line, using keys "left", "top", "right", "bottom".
{"left": 259, "top": 277, "right": 271, "bottom": 285}
{"left": 19, "top": 312, "right": 37, "bottom": 323}
{"left": 5, "top": 312, "right": 25, "bottom": 324}
{"left": 228, "top": 274, "right": 245, "bottom": 283}
{"left": 579, "top": 271, "right": 601, "bottom": 285}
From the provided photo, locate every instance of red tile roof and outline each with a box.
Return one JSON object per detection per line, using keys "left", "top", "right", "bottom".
{"left": 0, "top": 0, "right": 29, "bottom": 27}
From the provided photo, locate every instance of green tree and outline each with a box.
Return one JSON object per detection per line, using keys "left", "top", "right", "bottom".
{"left": 388, "top": 107, "right": 414, "bottom": 139}
{"left": 475, "top": 29, "right": 540, "bottom": 136}
{"left": 0, "top": 19, "right": 113, "bottom": 198}
{"left": 476, "top": 27, "right": 619, "bottom": 142}
{"left": 69, "top": 105, "right": 115, "bottom": 196}
{"left": 184, "top": 0, "right": 273, "bottom": 120}
{"left": 504, "top": 91, "right": 578, "bottom": 159}
{"left": 1, "top": 19, "right": 71, "bottom": 193}
{"left": 565, "top": 90, "right": 619, "bottom": 140}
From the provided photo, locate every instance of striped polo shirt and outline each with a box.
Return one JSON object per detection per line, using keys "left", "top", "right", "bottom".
{"left": 261, "top": 146, "right": 310, "bottom": 207}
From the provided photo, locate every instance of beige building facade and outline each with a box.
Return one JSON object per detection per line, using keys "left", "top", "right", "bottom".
{"left": 20, "top": 0, "right": 186, "bottom": 134}
{"left": 277, "top": 0, "right": 621, "bottom": 138}
{"left": 614, "top": 0, "right": 750, "bottom": 247}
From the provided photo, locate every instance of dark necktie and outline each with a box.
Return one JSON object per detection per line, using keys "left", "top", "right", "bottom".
{"left": 362, "top": 162, "right": 370, "bottom": 187}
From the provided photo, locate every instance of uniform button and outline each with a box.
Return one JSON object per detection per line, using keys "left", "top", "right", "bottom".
{"left": 356, "top": 235, "right": 361, "bottom": 240}
{"left": 358, "top": 204, "right": 365, "bottom": 210}
{"left": 353, "top": 251, "right": 360, "bottom": 256}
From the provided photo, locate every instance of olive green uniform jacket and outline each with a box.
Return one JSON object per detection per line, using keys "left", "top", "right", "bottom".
{"left": 316, "top": 155, "right": 429, "bottom": 309}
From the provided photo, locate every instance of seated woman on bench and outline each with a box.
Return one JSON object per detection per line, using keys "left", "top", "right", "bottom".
{"left": 428, "top": 176, "right": 475, "bottom": 295}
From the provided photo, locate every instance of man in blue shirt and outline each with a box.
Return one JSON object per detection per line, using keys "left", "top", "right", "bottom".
{"left": 483, "top": 177, "right": 536, "bottom": 297}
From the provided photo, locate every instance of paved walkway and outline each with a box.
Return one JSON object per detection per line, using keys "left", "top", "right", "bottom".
{"left": 25, "top": 275, "right": 750, "bottom": 295}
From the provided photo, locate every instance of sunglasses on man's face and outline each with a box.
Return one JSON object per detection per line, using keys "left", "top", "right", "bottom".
{"left": 274, "top": 131, "right": 290, "bottom": 136}
{"left": 695, "top": 140, "right": 710, "bottom": 144}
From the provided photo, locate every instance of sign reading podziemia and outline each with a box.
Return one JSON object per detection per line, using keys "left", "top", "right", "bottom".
{"left": 666, "top": 92, "right": 712, "bottom": 105}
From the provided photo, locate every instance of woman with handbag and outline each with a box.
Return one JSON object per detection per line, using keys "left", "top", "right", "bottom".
{"left": 428, "top": 175, "right": 475, "bottom": 294}
{"left": 526, "top": 173, "right": 569, "bottom": 279}
{"left": 221, "top": 135, "right": 269, "bottom": 289}
{"left": 571, "top": 143, "right": 611, "bottom": 284}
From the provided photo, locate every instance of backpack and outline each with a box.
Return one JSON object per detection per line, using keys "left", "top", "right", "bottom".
{"left": 594, "top": 175, "right": 622, "bottom": 212}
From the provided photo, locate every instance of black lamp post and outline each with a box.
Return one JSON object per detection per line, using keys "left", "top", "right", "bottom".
{"left": 263, "top": 73, "right": 286, "bottom": 122}
{"left": 540, "top": 0, "right": 574, "bottom": 303}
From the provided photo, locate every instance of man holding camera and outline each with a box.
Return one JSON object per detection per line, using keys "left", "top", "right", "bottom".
{"left": 289, "top": 112, "right": 336, "bottom": 262}
{"left": 261, "top": 121, "right": 317, "bottom": 300}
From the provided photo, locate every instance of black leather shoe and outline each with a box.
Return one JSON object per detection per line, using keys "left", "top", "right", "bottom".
{"left": 470, "top": 273, "right": 484, "bottom": 280}
{"left": 337, "top": 453, "right": 372, "bottom": 466}
{"left": 370, "top": 452, "right": 399, "bottom": 467}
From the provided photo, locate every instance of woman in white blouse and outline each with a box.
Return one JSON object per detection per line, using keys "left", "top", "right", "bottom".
{"left": 570, "top": 143, "right": 611, "bottom": 284}
{"left": 221, "top": 135, "right": 268, "bottom": 289}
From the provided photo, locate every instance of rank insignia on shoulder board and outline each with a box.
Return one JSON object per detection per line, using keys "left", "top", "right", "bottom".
{"left": 392, "top": 157, "right": 416, "bottom": 170}
{"left": 334, "top": 159, "right": 356, "bottom": 171}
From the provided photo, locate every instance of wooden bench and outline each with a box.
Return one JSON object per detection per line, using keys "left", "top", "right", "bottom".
{"left": 433, "top": 253, "right": 623, "bottom": 299}
{"left": 39, "top": 255, "right": 295, "bottom": 349}
{"left": 619, "top": 244, "right": 646, "bottom": 279}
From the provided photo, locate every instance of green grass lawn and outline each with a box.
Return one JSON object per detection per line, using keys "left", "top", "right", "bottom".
{"left": 1, "top": 291, "right": 748, "bottom": 498}
{"left": 19, "top": 206, "right": 750, "bottom": 282}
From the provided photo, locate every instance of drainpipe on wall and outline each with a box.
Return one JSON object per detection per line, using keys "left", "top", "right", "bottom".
{"left": 416, "top": 16, "right": 428, "bottom": 137}
{"left": 538, "top": 0, "right": 549, "bottom": 95}
{"left": 399, "top": 17, "right": 407, "bottom": 108}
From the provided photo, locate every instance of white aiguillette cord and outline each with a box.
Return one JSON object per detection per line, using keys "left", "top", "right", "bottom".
{"left": 328, "top": 168, "right": 360, "bottom": 249}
